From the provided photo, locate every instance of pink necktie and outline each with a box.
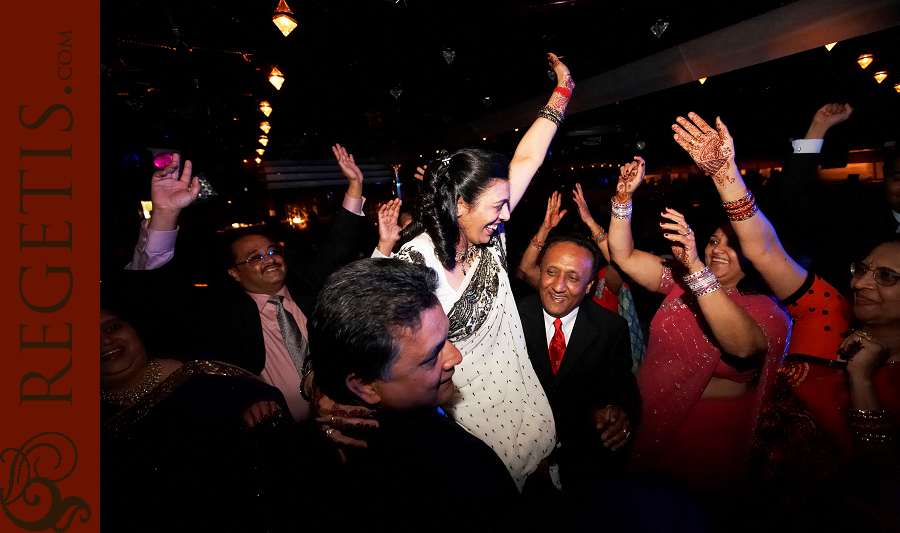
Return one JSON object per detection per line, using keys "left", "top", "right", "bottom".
{"left": 549, "top": 318, "right": 566, "bottom": 374}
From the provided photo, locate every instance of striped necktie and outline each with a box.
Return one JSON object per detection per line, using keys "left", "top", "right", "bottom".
{"left": 268, "top": 295, "right": 309, "bottom": 375}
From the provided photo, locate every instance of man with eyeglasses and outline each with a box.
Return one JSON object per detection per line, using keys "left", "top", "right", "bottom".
{"left": 126, "top": 145, "right": 368, "bottom": 422}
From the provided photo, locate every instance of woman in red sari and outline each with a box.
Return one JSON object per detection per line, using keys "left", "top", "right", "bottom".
{"left": 607, "top": 155, "right": 791, "bottom": 493}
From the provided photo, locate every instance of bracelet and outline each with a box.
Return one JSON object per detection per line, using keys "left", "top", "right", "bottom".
{"left": 531, "top": 237, "right": 544, "bottom": 250}
{"left": 592, "top": 229, "right": 608, "bottom": 244}
{"left": 553, "top": 86, "right": 572, "bottom": 99}
{"left": 683, "top": 266, "right": 721, "bottom": 297}
{"left": 847, "top": 408, "right": 897, "bottom": 442}
{"left": 722, "top": 190, "right": 759, "bottom": 222}
{"left": 538, "top": 106, "right": 564, "bottom": 127}
{"left": 610, "top": 198, "right": 633, "bottom": 220}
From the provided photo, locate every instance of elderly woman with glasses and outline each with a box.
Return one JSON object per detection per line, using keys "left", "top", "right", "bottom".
{"left": 671, "top": 113, "right": 900, "bottom": 493}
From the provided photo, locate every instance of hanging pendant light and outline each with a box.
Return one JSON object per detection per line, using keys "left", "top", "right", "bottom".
{"left": 259, "top": 135, "right": 269, "bottom": 146}
{"left": 269, "top": 67, "right": 285, "bottom": 90}
{"left": 894, "top": 83, "right": 900, "bottom": 93}
{"left": 259, "top": 101, "right": 272, "bottom": 117}
{"left": 255, "top": 157, "right": 262, "bottom": 164}
{"left": 858, "top": 54, "right": 874, "bottom": 69}
{"left": 874, "top": 71, "right": 888, "bottom": 84}
{"left": 824, "top": 42, "right": 837, "bottom": 51}
{"left": 260, "top": 121, "right": 271, "bottom": 134}
{"left": 256, "top": 148, "right": 265, "bottom": 155}
{"left": 698, "top": 77, "right": 707, "bottom": 85}
{"left": 272, "top": 0, "right": 298, "bottom": 37}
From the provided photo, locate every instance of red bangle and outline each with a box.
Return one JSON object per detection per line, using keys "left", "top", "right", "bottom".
{"left": 553, "top": 86, "right": 571, "bottom": 99}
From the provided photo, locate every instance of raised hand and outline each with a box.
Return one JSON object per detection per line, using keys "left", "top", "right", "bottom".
{"left": 414, "top": 165, "right": 427, "bottom": 181}
{"left": 150, "top": 153, "right": 199, "bottom": 212}
{"left": 547, "top": 53, "right": 574, "bottom": 114}
{"left": 660, "top": 208, "right": 700, "bottom": 270}
{"left": 807, "top": 103, "right": 853, "bottom": 139}
{"left": 376, "top": 199, "right": 403, "bottom": 256}
{"left": 332, "top": 143, "right": 364, "bottom": 198}
{"left": 572, "top": 183, "right": 596, "bottom": 226}
{"left": 615, "top": 156, "right": 646, "bottom": 202}
{"left": 672, "top": 113, "right": 735, "bottom": 186}
{"left": 542, "top": 191, "right": 567, "bottom": 232}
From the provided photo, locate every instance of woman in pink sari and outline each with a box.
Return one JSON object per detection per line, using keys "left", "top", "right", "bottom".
{"left": 607, "top": 156, "right": 791, "bottom": 493}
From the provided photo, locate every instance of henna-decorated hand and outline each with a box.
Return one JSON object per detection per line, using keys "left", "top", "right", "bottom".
{"left": 615, "top": 156, "right": 646, "bottom": 202}
{"left": 548, "top": 53, "right": 574, "bottom": 91}
{"left": 241, "top": 400, "right": 282, "bottom": 430}
{"left": 838, "top": 329, "right": 891, "bottom": 380}
{"left": 660, "top": 208, "right": 701, "bottom": 271}
{"left": 672, "top": 113, "right": 735, "bottom": 186}
{"left": 572, "top": 183, "right": 596, "bottom": 227}
{"left": 594, "top": 405, "right": 632, "bottom": 452}
{"left": 542, "top": 191, "right": 567, "bottom": 232}
{"left": 312, "top": 391, "right": 379, "bottom": 463}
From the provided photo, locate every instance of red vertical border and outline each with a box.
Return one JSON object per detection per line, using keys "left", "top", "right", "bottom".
{"left": 2, "top": 0, "right": 99, "bottom": 532}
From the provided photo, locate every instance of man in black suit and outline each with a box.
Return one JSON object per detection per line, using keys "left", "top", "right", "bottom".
{"left": 308, "top": 259, "right": 520, "bottom": 531}
{"left": 126, "top": 145, "right": 367, "bottom": 422}
{"left": 517, "top": 233, "right": 640, "bottom": 490}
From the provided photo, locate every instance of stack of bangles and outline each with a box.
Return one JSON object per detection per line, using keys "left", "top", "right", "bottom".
{"left": 531, "top": 236, "right": 544, "bottom": 250}
{"left": 592, "top": 229, "right": 608, "bottom": 244}
{"left": 611, "top": 198, "right": 633, "bottom": 220}
{"left": 683, "top": 266, "right": 721, "bottom": 297}
{"left": 538, "top": 86, "right": 571, "bottom": 127}
{"left": 722, "top": 190, "right": 759, "bottom": 221}
{"left": 847, "top": 408, "right": 897, "bottom": 443}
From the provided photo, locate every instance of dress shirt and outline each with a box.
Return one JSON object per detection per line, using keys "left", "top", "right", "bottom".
{"left": 791, "top": 138, "right": 823, "bottom": 154}
{"left": 250, "top": 286, "right": 309, "bottom": 422}
{"left": 542, "top": 308, "right": 579, "bottom": 350}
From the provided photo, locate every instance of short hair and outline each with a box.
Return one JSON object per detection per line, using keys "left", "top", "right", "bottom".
{"left": 307, "top": 258, "right": 441, "bottom": 405}
{"left": 542, "top": 233, "right": 604, "bottom": 284}
{"left": 221, "top": 229, "right": 278, "bottom": 269}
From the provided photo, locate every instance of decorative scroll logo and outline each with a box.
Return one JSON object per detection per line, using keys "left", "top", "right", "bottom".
{"left": 1, "top": 432, "right": 91, "bottom": 531}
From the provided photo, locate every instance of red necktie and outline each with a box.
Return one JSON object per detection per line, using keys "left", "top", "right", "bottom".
{"left": 549, "top": 318, "right": 566, "bottom": 374}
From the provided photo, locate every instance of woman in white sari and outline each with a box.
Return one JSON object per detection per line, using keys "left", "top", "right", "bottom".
{"left": 373, "top": 53, "right": 574, "bottom": 490}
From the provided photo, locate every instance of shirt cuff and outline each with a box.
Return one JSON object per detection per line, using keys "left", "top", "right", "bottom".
{"left": 371, "top": 248, "right": 390, "bottom": 259}
{"left": 792, "top": 139, "right": 823, "bottom": 154}
{"left": 342, "top": 194, "right": 366, "bottom": 216}
{"left": 127, "top": 220, "right": 178, "bottom": 270}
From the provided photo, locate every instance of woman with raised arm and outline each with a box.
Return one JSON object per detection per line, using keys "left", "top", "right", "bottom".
{"left": 672, "top": 112, "right": 900, "bottom": 483}
{"left": 373, "top": 53, "right": 573, "bottom": 490}
{"left": 606, "top": 156, "right": 790, "bottom": 492}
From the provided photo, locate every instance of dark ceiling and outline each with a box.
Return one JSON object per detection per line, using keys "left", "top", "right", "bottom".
{"left": 100, "top": 0, "right": 900, "bottom": 214}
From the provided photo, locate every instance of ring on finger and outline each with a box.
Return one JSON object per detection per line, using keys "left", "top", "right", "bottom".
{"left": 855, "top": 330, "right": 876, "bottom": 342}
{"left": 689, "top": 139, "right": 696, "bottom": 146}
{"left": 684, "top": 227, "right": 692, "bottom": 236}
{"left": 325, "top": 428, "right": 334, "bottom": 436}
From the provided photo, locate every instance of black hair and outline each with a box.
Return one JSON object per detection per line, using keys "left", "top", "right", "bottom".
{"left": 709, "top": 221, "right": 771, "bottom": 296}
{"left": 542, "top": 233, "right": 604, "bottom": 285}
{"left": 307, "top": 258, "right": 441, "bottom": 405}
{"left": 400, "top": 148, "right": 509, "bottom": 270}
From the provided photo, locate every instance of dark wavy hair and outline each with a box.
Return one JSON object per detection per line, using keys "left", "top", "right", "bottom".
{"left": 307, "top": 258, "right": 441, "bottom": 406}
{"left": 400, "top": 148, "right": 509, "bottom": 270}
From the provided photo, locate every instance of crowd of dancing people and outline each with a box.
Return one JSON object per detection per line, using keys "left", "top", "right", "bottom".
{"left": 100, "top": 55, "right": 900, "bottom": 532}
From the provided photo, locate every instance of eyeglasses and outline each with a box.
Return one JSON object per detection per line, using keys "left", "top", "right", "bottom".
{"left": 850, "top": 262, "right": 900, "bottom": 287}
{"left": 235, "top": 247, "right": 284, "bottom": 267}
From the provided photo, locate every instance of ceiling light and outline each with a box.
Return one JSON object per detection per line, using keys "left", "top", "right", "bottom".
{"left": 894, "top": 83, "right": 900, "bottom": 93}
{"left": 269, "top": 67, "right": 285, "bottom": 90}
{"left": 698, "top": 77, "right": 707, "bottom": 85}
{"left": 260, "top": 121, "right": 271, "bottom": 134}
{"left": 255, "top": 157, "right": 262, "bottom": 164}
{"left": 259, "top": 135, "right": 268, "bottom": 146}
{"left": 256, "top": 148, "right": 265, "bottom": 155}
{"left": 650, "top": 19, "right": 669, "bottom": 38}
{"left": 259, "top": 101, "right": 272, "bottom": 117}
{"left": 858, "top": 54, "right": 873, "bottom": 69}
{"left": 824, "top": 42, "right": 837, "bottom": 51}
{"left": 272, "top": 0, "right": 298, "bottom": 37}
{"left": 874, "top": 71, "right": 888, "bottom": 83}
{"left": 442, "top": 49, "right": 455, "bottom": 65}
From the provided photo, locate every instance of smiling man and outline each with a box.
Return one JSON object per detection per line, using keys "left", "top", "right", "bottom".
{"left": 517, "top": 234, "right": 641, "bottom": 490}
{"left": 307, "top": 258, "right": 519, "bottom": 529}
